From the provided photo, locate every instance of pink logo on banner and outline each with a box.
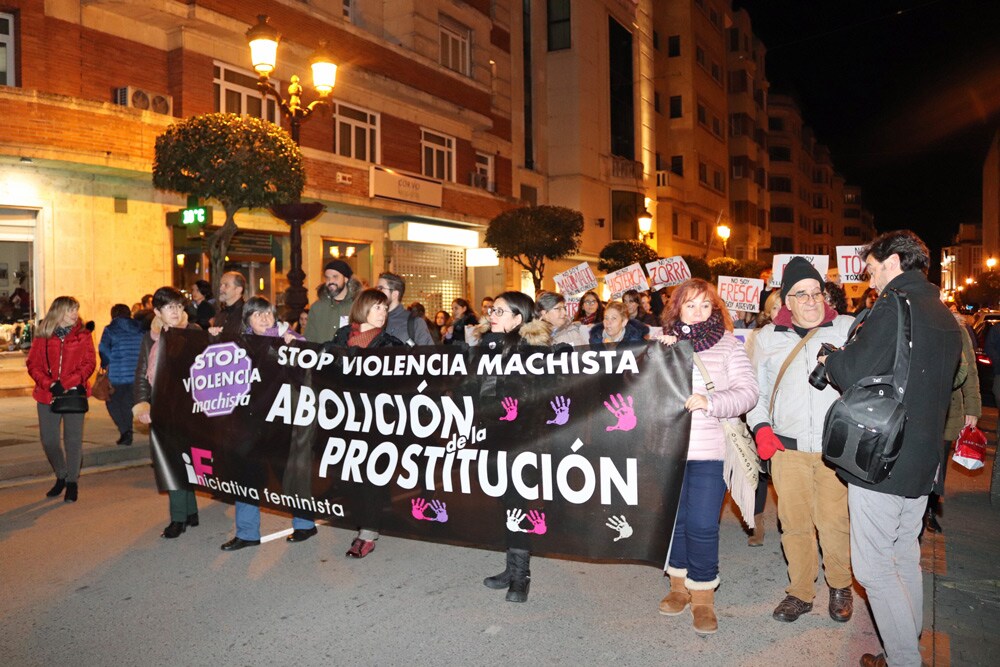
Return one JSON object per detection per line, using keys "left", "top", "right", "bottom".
{"left": 183, "top": 446, "right": 214, "bottom": 485}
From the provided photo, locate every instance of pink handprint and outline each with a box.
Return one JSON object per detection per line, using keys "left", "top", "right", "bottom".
{"left": 525, "top": 510, "right": 547, "bottom": 535}
{"left": 604, "top": 393, "right": 637, "bottom": 432}
{"left": 498, "top": 396, "right": 519, "bottom": 421}
{"left": 411, "top": 497, "right": 431, "bottom": 521}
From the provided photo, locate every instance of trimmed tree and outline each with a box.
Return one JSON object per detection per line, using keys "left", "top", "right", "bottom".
{"left": 153, "top": 113, "right": 305, "bottom": 294}
{"left": 682, "top": 255, "right": 712, "bottom": 281}
{"left": 597, "top": 240, "right": 660, "bottom": 273}
{"left": 485, "top": 205, "right": 584, "bottom": 292}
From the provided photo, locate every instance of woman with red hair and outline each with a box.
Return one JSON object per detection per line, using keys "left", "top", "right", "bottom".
{"left": 656, "top": 279, "right": 758, "bottom": 635}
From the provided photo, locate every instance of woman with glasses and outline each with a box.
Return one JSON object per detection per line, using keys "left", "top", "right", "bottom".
{"left": 133, "top": 287, "right": 202, "bottom": 537}
{"left": 573, "top": 291, "right": 604, "bottom": 326}
{"left": 535, "top": 291, "right": 589, "bottom": 347}
{"left": 27, "top": 296, "right": 96, "bottom": 503}
{"left": 656, "top": 279, "right": 759, "bottom": 635}
{"left": 589, "top": 300, "right": 649, "bottom": 347}
{"left": 470, "top": 291, "right": 552, "bottom": 603}
{"left": 444, "top": 298, "right": 478, "bottom": 345}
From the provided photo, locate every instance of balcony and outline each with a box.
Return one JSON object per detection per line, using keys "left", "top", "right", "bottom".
{"left": 655, "top": 170, "right": 686, "bottom": 201}
{"left": 603, "top": 154, "right": 644, "bottom": 181}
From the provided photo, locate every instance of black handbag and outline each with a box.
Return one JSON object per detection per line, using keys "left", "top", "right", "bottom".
{"left": 46, "top": 341, "right": 89, "bottom": 414}
{"left": 822, "top": 289, "right": 910, "bottom": 483}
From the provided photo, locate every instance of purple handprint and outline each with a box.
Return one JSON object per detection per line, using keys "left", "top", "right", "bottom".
{"left": 498, "top": 396, "right": 519, "bottom": 421}
{"left": 604, "top": 393, "right": 637, "bottom": 432}
{"left": 429, "top": 500, "right": 448, "bottom": 523}
{"left": 411, "top": 497, "right": 431, "bottom": 521}
{"left": 546, "top": 395, "right": 571, "bottom": 425}
{"left": 525, "top": 510, "right": 547, "bottom": 535}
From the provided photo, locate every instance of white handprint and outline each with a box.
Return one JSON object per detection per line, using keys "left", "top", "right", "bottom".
{"left": 506, "top": 508, "right": 527, "bottom": 533}
{"left": 605, "top": 515, "right": 633, "bottom": 542}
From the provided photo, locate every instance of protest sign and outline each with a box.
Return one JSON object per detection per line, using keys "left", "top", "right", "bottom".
{"left": 150, "top": 330, "right": 692, "bottom": 566}
{"left": 565, "top": 295, "right": 581, "bottom": 320}
{"left": 770, "top": 254, "right": 830, "bottom": 288}
{"left": 554, "top": 262, "right": 599, "bottom": 296}
{"left": 717, "top": 276, "right": 764, "bottom": 313}
{"left": 836, "top": 246, "right": 868, "bottom": 283}
{"left": 646, "top": 256, "right": 691, "bottom": 290}
{"left": 604, "top": 263, "right": 650, "bottom": 300}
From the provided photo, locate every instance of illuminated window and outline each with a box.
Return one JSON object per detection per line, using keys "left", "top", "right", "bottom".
{"left": 0, "top": 12, "right": 16, "bottom": 86}
{"left": 473, "top": 152, "right": 494, "bottom": 191}
{"left": 334, "top": 102, "right": 380, "bottom": 163}
{"left": 421, "top": 129, "right": 455, "bottom": 182}
{"left": 213, "top": 62, "right": 278, "bottom": 123}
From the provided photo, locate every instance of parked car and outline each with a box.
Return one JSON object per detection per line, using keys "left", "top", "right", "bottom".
{"left": 974, "top": 320, "right": 995, "bottom": 408}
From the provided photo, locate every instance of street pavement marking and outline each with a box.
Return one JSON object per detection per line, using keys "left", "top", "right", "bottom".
{"left": 261, "top": 528, "right": 294, "bottom": 543}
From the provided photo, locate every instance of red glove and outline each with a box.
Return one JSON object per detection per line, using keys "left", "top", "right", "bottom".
{"left": 754, "top": 425, "right": 785, "bottom": 460}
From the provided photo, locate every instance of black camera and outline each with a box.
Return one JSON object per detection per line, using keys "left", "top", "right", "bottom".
{"left": 808, "top": 343, "right": 840, "bottom": 390}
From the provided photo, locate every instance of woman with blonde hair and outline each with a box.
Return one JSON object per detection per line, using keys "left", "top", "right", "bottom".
{"left": 26, "top": 296, "right": 96, "bottom": 502}
{"left": 656, "top": 279, "right": 758, "bottom": 635}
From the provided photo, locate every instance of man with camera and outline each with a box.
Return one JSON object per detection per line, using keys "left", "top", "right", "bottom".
{"left": 822, "top": 231, "right": 962, "bottom": 667}
{"left": 747, "top": 256, "right": 856, "bottom": 624}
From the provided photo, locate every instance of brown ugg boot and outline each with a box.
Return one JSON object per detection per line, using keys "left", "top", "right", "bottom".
{"left": 748, "top": 513, "right": 765, "bottom": 546}
{"left": 658, "top": 568, "right": 690, "bottom": 616}
{"left": 688, "top": 583, "right": 718, "bottom": 635}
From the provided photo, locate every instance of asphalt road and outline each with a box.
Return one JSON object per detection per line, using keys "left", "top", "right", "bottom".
{"left": 0, "top": 466, "right": 883, "bottom": 667}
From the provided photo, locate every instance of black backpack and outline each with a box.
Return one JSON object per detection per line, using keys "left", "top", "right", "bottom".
{"left": 822, "top": 288, "right": 910, "bottom": 484}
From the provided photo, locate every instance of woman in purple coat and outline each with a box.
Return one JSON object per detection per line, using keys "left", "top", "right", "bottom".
{"left": 656, "top": 279, "right": 759, "bottom": 635}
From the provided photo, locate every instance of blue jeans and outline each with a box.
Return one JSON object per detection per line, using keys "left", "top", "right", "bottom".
{"left": 668, "top": 460, "right": 726, "bottom": 583}
{"left": 234, "top": 501, "right": 315, "bottom": 540}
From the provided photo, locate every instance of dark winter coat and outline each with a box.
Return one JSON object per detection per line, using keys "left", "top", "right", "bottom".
{"left": 98, "top": 317, "right": 144, "bottom": 385}
{"left": 26, "top": 321, "right": 97, "bottom": 404}
{"left": 824, "top": 270, "right": 962, "bottom": 497}
{"left": 211, "top": 298, "right": 245, "bottom": 338}
{"left": 331, "top": 326, "right": 404, "bottom": 348}
{"left": 588, "top": 318, "right": 650, "bottom": 347}
{"left": 192, "top": 300, "right": 216, "bottom": 330}
{"left": 446, "top": 312, "right": 479, "bottom": 345}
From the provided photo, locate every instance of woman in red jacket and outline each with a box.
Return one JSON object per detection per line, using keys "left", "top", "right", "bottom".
{"left": 26, "top": 296, "right": 96, "bottom": 502}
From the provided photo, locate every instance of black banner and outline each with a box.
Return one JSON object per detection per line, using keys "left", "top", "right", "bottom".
{"left": 150, "top": 330, "right": 693, "bottom": 567}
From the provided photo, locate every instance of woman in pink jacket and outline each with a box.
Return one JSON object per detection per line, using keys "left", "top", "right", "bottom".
{"left": 656, "top": 279, "right": 759, "bottom": 635}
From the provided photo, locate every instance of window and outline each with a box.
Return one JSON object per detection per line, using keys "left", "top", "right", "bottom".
{"left": 655, "top": 152, "right": 662, "bottom": 171}
{"left": 670, "top": 155, "right": 684, "bottom": 177}
{"left": 768, "top": 116, "right": 785, "bottom": 132}
{"left": 813, "top": 219, "right": 826, "bottom": 234}
{"left": 728, "top": 28, "right": 740, "bottom": 52}
{"left": 771, "top": 236, "right": 794, "bottom": 253}
{"left": 334, "top": 102, "right": 380, "bottom": 163}
{"left": 844, "top": 208, "right": 861, "bottom": 219}
{"left": 440, "top": 17, "right": 471, "bottom": 75}
{"left": 214, "top": 62, "right": 278, "bottom": 123}
{"left": 668, "top": 35, "right": 681, "bottom": 57}
{"left": 0, "top": 12, "right": 15, "bottom": 86}
{"left": 713, "top": 169, "right": 724, "bottom": 192}
{"left": 672, "top": 211, "right": 680, "bottom": 236}
{"left": 728, "top": 70, "right": 748, "bottom": 94}
{"left": 695, "top": 45, "right": 706, "bottom": 67}
{"left": 697, "top": 103, "right": 707, "bottom": 126}
{"left": 547, "top": 0, "right": 571, "bottom": 51}
{"left": 654, "top": 91, "right": 661, "bottom": 113}
{"left": 711, "top": 62, "right": 722, "bottom": 84}
{"left": 421, "top": 129, "right": 455, "bottom": 181}
{"left": 769, "top": 146, "right": 791, "bottom": 162}
{"left": 473, "top": 152, "right": 494, "bottom": 191}
{"left": 711, "top": 116, "right": 722, "bottom": 138}
{"left": 768, "top": 176, "right": 792, "bottom": 192}
{"left": 669, "top": 95, "right": 682, "bottom": 118}
{"left": 698, "top": 162, "right": 708, "bottom": 185}
{"left": 844, "top": 226, "right": 861, "bottom": 237}
{"left": 690, "top": 218, "right": 701, "bottom": 241}
{"left": 343, "top": 0, "right": 353, "bottom": 22}
{"left": 653, "top": 30, "right": 659, "bottom": 50}
{"left": 771, "top": 206, "right": 794, "bottom": 223}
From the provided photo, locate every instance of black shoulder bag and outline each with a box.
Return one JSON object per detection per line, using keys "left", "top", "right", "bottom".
{"left": 46, "top": 341, "right": 90, "bottom": 414}
{"left": 822, "top": 288, "right": 910, "bottom": 483}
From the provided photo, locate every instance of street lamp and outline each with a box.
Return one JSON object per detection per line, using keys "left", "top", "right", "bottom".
{"left": 987, "top": 257, "right": 997, "bottom": 270}
{"left": 246, "top": 14, "right": 338, "bottom": 320}
{"left": 716, "top": 223, "right": 731, "bottom": 258}
{"left": 637, "top": 208, "right": 653, "bottom": 242}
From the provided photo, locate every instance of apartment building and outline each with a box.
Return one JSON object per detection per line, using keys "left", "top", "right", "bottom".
{"left": 0, "top": 0, "right": 518, "bottom": 325}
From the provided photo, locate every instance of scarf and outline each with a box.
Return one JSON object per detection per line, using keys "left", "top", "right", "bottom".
{"left": 578, "top": 312, "right": 598, "bottom": 325}
{"left": 53, "top": 325, "right": 72, "bottom": 341}
{"left": 348, "top": 323, "right": 382, "bottom": 348}
{"left": 670, "top": 310, "right": 725, "bottom": 352}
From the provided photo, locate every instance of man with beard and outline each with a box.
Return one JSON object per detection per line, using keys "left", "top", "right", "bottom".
{"left": 208, "top": 272, "right": 246, "bottom": 337}
{"left": 304, "top": 260, "right": 360, "bottom": 344}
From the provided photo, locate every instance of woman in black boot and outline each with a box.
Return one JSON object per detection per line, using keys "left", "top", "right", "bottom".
{"left": 471, "top": 291, "right": 553, "bottom": 602}
{"left": 27, "top": 296, "right": 96, "bottom": 503}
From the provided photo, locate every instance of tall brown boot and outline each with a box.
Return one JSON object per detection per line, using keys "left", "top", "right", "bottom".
{"left": 658, "top": 568, "right": 690, "bottom": 616}
{"left": 689, "top": 584, "right": 718, "bottom": 635}
{"left": 748, "top": 513, "right": 765, "bottom": 547}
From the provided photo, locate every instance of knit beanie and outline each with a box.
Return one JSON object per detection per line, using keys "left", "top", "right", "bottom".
{"left": 780, "top": 256, "right": 823, "bottom": 300}
{"left": 323, "top": 259, "right": 353, "bottom": 280}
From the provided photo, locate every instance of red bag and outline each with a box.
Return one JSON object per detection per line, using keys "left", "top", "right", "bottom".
{"left": 953, "top": 425, "right": 987, "bottom": 470}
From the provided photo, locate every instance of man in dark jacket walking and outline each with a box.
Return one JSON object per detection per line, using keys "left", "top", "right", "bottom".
{"left": 823, "top": 230, "right": 962, "bottom": 667}
{"left": 98, "top": 304, "right": 144, "bottom": 445}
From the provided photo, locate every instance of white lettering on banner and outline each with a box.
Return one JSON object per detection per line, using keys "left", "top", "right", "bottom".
{"left": 836, "top": 245, "right": 868, "bottom": 283}
{"left": 317, "top": 436, "right": 639, "bottom": 506}
{"left": 716, "top": 276, "right": 764, "bottom": 313}
{"left": 604, "top": 263, "right": 651, "bottom": 300}
{"left": 554, "top": 262, "right": 599, "bottom": 296}
{"left": 646, "top": 256, "right": 692, "bottom": 289}
{"left": 770, "top": 254, "right": 830, "bottom": 288}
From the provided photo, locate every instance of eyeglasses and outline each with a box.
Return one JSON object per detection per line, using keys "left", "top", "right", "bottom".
{"left": 487, "top": 307, "right": 510, "bottom": 317}
{"left": 788, "top": 290, "right": 825, "bottom": 303}
{"left": 161, "top": 303, "right": 185, "bottom": 312}
{"left": 582, "top": 300, "right": 598, "bottom": 305}
{"left": 376, "top": 285, "right": 393, "bottom": 294}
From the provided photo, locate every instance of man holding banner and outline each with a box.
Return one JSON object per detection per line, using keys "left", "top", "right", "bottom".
{"left": 746, "top": 257, "right": 855, "bottom": 624}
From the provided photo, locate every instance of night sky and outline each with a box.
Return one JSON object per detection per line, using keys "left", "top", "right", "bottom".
{"left": 732, "top": 0, "right": 1000, "bottom": 254}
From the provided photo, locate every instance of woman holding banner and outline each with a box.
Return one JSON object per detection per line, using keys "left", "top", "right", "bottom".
{"left": 573, "top": 291, "right": 603, "bottom": 326}
{"left": 535, "top": 291, "right": 589, "bottom": 347}
{"left": 471, "top": 291, "right": 552, "bottom": 603}
{"left": 656, "top": 279, "right": 759, "bottom": 635}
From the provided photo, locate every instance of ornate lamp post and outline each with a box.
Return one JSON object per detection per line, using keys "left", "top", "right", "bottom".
{"left": 637, "top": 207, "right": 654, "bottom": 243}
{"left": 716, "top": 223, "right": 731, "bottom": 258}
{"left": 246, "top": 14, "right": 337, "bottom": 319}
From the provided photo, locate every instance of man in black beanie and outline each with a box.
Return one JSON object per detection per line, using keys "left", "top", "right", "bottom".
{"left": 746, "top": 255, "right": 856, "bottom": 625}
{"left": 304, "top": 259, "right": 360, "bottom": 344}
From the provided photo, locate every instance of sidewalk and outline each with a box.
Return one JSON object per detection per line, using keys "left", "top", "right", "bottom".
{"left": 0, "top": 395, "right": 150, "bottom": 482}
{"left": 1, "top": 395, "right": 997, "bottom": 664}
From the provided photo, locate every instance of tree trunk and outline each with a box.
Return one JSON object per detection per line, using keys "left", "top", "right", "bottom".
{"left": 207, "top": 208, "right": 239, "bottom": 296}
